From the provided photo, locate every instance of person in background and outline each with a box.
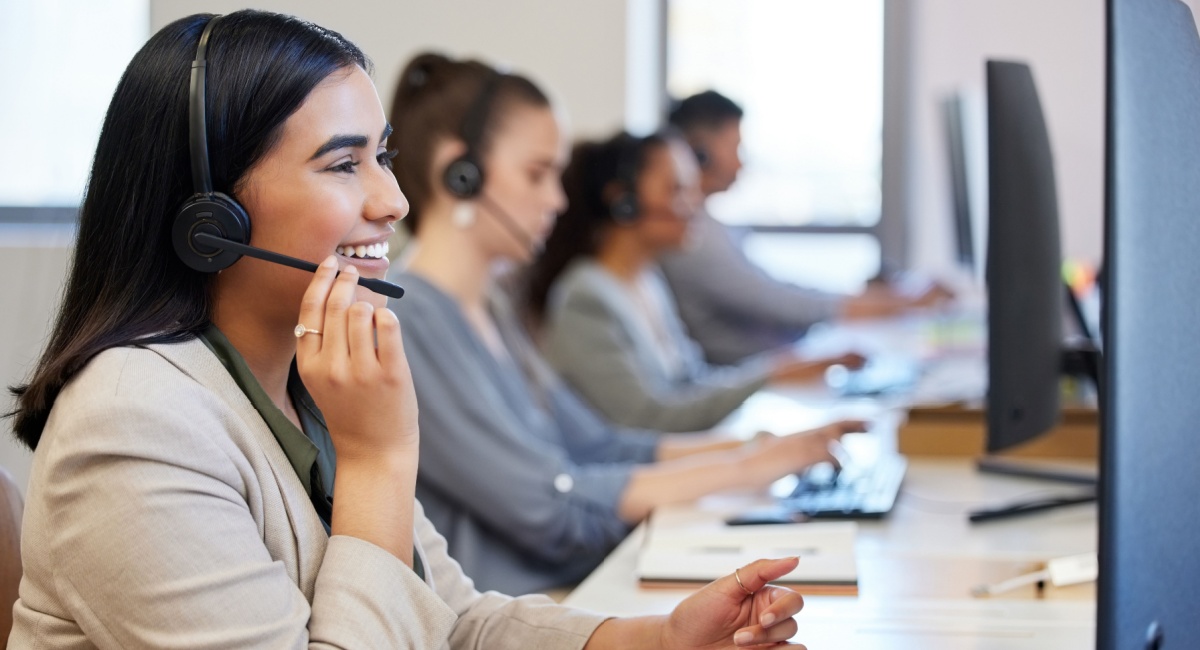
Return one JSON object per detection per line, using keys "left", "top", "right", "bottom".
{"left": 527, "top": 131, "right": 864, "bottom": 433}
{"left": 387, "top": 52, "right": 865, "bottom": 596}
{"left": 660, "top": 90, "right": 950, "bottom": 365}
{"left": 6, "top": 12, "right": 825, "bottom": 648}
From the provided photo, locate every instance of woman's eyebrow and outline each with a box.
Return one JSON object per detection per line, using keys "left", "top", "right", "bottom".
{"left": 309, "top": 134, "right": 369, "bottom": 161}
{"left": 309, "top": 125, "right": 393, "bottom": 161}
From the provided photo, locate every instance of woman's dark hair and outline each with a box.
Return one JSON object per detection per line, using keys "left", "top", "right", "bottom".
{"left": 667, "top": 89, "right": 744, "bottom": 133}
{"left": 525, "top": 131, "right": 668, "bottom": 321}
{"left": 388, "top": 52, "right": 550, "bottom": 234}
{"left": 8, "top": 10, "right": 369, "bottom": 449}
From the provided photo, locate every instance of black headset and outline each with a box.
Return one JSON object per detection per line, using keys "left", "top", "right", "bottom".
{"left": 172, "top": 15, "right": 251, "bottom": 273}
{"left": 442, "top": 71, "right": 504, "bottom": 199}
{"left": 608, "top": 135, "right": 642, "bottom": 223}
{"left": 170, "top": 15, "right": 405, "bottom": 298}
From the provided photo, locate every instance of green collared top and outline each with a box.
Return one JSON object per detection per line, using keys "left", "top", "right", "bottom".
{"left": 198, "top": 324, "right": 423, "bottom": 580}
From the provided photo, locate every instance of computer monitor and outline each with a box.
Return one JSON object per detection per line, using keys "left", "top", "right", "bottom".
{"left": 943, "top": 93, "right": 975, "bottom": 273}
{"left": 967, "top": 61, "right": 1100, "bottom": 523}
{"left": 984, "top": 60, "right": 1066, "bottom": 455}
{"left": 1099, "top": 0, "right": 1200, "bottom": 646}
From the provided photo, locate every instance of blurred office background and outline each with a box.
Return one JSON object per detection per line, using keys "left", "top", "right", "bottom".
{"left": 1, "top": 0, "right": 1190, "bottom": 490}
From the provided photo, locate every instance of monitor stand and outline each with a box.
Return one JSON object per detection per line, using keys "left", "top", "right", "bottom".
{"left": 969, "top": 458, "right": 1096, "bottom": 523}
{"left": 970, "top": 344, "right": 1102, "bottom": 523}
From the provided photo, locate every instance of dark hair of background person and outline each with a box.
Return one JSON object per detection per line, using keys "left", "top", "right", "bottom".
{"left": 666, "top": 90, "right": 744, "bottom": 134}
{"left": 525, "top": 131, "right": 668, "bottom": 321}
{"left": 387, "top": 52, "right": 550, "bottom": 234}
{"left": 7, "top": 10, "right": 369, "bottom": 449}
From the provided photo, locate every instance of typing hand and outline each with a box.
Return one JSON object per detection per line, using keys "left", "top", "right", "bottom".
{"left": 660, "top": 557, "right": 808, "bottom": 649}
{"left": 769, "top": 350, "right": 867, "bottom": 384}
{"left": 741, "top": 420, "right": 867, "bottom": 490}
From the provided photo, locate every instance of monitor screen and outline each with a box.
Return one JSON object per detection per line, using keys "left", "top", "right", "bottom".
{"left": 984, "top": 60, "right": 1064, "bottom": 454}
{"left": 1099, "top": 0, "right": 1200, "bottom": 647}
{"left": 943, "top": 94, "right": 975, "bottom": 272}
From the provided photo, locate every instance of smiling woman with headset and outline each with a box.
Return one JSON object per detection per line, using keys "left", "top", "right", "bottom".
{"left": 8, "top": 10, "right": 821, "bottom": 648}
{"left": 386, "top": 52, "right": 863, "bottom": 597}
{"left": 525, "top": 132, "right": 865, "bottom": 433}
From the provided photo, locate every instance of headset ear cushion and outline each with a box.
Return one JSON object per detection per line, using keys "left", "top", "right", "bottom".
{"left": 172, "top": 192, "right": 250, "bottom": 272}
{"left": 443, "top": 155, "right": 485, "bottom": 199}
{"left": 609, "top": 191, "right": 639, "bottom": 223}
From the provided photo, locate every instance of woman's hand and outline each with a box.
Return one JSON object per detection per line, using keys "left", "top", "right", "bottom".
{"left": 294, "top": 256, "right": 420, "bottom": 563}
{"left": 294, "top": 257, "right": 419, "bottom": 461}
{"left": 741, "top": 420, "right": 867, "bottom": 489}
{"left": 584, "top": 558, "right": 810, "bottom": 649}
{"left": 769, "top": 350, "right": 867, "bottom": 385}
{"left": 661, "top": 557, "right": 808, "bottom": 649}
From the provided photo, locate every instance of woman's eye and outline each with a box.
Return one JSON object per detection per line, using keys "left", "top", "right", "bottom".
{"left": 329, "top": 160, "right": 359, "bottom": 173}
{"left": 378, "top": 148, "right": 399, "bottom": 169}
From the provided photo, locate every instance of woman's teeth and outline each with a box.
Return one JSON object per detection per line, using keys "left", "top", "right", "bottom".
{"left": 336, "top": 241, "right": 389, "bottom": 260}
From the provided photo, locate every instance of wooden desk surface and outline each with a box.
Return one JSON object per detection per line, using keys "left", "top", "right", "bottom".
{"left": 563, "top": 456, "right": 1097, "bottom": 649}
{"left": 566, "top": 314, "right": 1097, "bottom": 647}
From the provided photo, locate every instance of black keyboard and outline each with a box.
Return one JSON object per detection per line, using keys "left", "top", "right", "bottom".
{"left": 781, "top": 455, "right": 908, "bottom": 519}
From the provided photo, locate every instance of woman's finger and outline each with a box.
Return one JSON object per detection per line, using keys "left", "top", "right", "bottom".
{"left": 827, "top": 420, "right": 868, "bottom": 437}
{"left": 322, "top": 263, "right": 360, "bottom": 357}
{"left": 346, "top": 301, "right": 376, "bottom": 366}
{"left": 374, "top": 307, "right": 404, "bottom": 372}
{"left": 756, "top": 588, "right": 805, "bottom": 628}
{"left": 296, "top": 255, "right": 339, "bottom": 357}
{"left": 734, "top": 616, "right": 799, "bottom": 647}
{"left": 722, "top": 557, "right": 800, "bottom": 599}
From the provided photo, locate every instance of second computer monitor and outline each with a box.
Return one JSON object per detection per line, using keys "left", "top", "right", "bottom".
{"left": 984, "top": 60, "right": 1064, "bottom": 454}
{"left": 944, "top": 93, "right": 975, "bottom": 272}
{"left": 1100, "top": 0, "right": 1200, "bottom": 646}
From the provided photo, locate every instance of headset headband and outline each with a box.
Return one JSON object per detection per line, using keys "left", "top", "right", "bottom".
{"left": 459, "top": 71, "right": 504, "bottom": 157}
{"left": 189, "top": 15, "right": 222, "bottom": 195}
{"left": 613, "top": 134, "right": 643, "bottom": 192}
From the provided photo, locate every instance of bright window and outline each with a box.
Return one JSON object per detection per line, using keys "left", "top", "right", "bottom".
{"left": 0, "top": 1, "right": 149, "bottom": 208}
{"left": 668, "top": 0, "right": 883, "bottom": 227}
{"left": 668, "top": 0, "right": 885, "bottom": 290}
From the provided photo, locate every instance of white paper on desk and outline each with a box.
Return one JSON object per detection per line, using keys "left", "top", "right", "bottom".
{"left": 909, "top": 355, "right": 987, "bottom": 406}
{"left": 636, "top": 512, "right": 858, "bottom": 585}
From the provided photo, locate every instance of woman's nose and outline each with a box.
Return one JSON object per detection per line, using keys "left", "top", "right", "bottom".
{"left": 367, "top": 165, "right": 409, "bottom": 223}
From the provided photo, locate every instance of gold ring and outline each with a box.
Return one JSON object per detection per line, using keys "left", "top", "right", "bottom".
{"left": 734, "top": 567, "right": 755, "bottom": 596}
{"left": 294, "top": 324, "right": 322, "bottom": 338}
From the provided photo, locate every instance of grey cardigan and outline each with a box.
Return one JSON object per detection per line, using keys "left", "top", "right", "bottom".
{"left": 390, "top": 272, "right": 659, "bottom": 596}
{"left": 10, "top": 338, "right": 607, "bottom": 649}
{"left": 659, "top": 207, "right": 841, "bottom": 364}
{"left": 541, "top": 259, "right": 773, "bottom": 432}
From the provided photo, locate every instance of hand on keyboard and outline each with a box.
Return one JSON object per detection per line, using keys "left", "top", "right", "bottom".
{"left": 768, "top": 349, "right": 868, "bottom": 384}
{"left": 746, "top": 420, "right": 869, "bottom": 491}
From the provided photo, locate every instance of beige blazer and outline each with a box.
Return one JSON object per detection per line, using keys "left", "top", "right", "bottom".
{"left": 9, "top": 338, "right": 607, "bottom": 649}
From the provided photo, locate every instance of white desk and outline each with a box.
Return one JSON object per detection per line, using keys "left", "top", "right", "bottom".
{"left": 563, "top": 456, "right": 1097, "bottom": 649}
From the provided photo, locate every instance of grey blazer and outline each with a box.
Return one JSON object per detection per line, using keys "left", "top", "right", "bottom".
{"left": 9, "top": 338, "right": 607, "bottom": 649}
{"left": 658, "top": 207, "right": 841, "bottom": 364}
{"left": 542, "top": 260, "right": 773, "bottom": 432}
{"left": 391, "top": 273, "right": 658, "bottom": 595}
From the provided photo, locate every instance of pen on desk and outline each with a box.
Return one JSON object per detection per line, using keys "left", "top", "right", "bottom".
{"left": 970, "top": 568, "right": 1050, "bottom": 597}
{"left": 972, "top": 552, "right": 1098, "bottom": 598}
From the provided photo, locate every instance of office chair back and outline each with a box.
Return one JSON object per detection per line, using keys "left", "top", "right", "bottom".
{"left": 0, "top": 466, "right": 23, "bottom": 648}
